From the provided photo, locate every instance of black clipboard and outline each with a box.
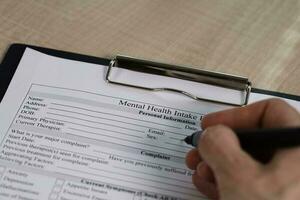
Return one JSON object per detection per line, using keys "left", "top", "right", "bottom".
{"left": 1, "top": 43, "right": 300, "bottom": 103}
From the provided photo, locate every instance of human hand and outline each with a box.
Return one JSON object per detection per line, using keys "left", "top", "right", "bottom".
{"left": 186, "top": 99, "right": 300, "bottom": 200}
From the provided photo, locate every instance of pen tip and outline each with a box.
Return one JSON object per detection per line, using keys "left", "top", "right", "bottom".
{"left": 183, "top": 135, "right": 192, "bottom": 145}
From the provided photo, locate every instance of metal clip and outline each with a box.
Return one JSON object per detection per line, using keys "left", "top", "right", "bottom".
{"left": 105, "top": 55, "right": 251, "bottom": 106}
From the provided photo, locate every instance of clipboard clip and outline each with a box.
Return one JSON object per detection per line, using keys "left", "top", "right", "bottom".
{"left": 105, "top": 55, "right": 252, "bottom": 106}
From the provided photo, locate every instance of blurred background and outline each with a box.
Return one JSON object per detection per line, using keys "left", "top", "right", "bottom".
{"left": 0, "top": 0, "right": 299, "bottom": 95}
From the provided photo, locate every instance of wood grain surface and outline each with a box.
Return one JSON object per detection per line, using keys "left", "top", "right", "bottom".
{"left": 0, "top": 0, "right": 299, "bottom": 95}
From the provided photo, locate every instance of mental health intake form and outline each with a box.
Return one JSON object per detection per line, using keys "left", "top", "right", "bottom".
{"left": 0, "top": 48, "right": 235, "bottom": 200}
{"left": 1, "top": 48, "right": 299, "bottom": 200}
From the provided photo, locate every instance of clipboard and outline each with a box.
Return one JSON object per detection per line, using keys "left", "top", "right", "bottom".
{"left": 0, "top": 44, "right": 299, "bottom": 200}
{"left": 1, "top": 43, "right": 300, "bottom": 105}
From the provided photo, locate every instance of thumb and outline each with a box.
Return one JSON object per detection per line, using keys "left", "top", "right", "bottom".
{"left": 198, "top": 125, "right": 260, "bottom": 182}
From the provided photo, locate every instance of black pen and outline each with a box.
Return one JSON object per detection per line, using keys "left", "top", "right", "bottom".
{"left": 184, "top": 127, "right": 300, "bottom": 163}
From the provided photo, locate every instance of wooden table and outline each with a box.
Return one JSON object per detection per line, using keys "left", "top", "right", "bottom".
{"left": 1, "top": 0, "right": 299, "bottom": 95}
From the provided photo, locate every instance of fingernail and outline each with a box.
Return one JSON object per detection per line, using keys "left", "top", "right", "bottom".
{"left": 198, "top": 129, "right": 209, "bottom": 143}
{"left": 196, "top": 162, "right": 205, "bottom": 176}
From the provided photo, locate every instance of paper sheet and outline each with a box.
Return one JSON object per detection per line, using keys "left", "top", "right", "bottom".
{"left": 0, "top": 48, "right": 299, "bottom": 200}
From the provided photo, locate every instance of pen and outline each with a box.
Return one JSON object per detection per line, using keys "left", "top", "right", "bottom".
{"left": 184, "top": 127, "right": 300, "bottom": 163}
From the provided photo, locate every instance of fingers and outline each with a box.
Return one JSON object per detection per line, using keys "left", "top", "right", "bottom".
{"left": 185, "top": 149, "right": 202, "bottom": 170}
{"left": 196, "top": 162, "right": 215, "bottom": 184}
{"left": 192, "top": 173, "right": 218, "bottom": 200}
{"left": 198, "top": 125, "right": 261, "bottom": 182}
{"left": 268, "top": 147, "right": 300, "bottom": 183}
{"left": 189, "top": 99, "right": 300, "bottom": 198}
{"left": 186, "top": 146, "right": 218, "bottom": 199}
{"left": 202, "top": 99, "right": 300, "bottom": 129}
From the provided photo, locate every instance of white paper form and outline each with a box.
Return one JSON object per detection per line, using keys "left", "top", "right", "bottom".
{"left": 0, "top": 48, "right": 234, "bottom": 200}
{"left": 0, "top": 48, "right": 299, "bottom": 200}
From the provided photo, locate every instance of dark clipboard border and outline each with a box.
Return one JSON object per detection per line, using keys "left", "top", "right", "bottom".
{"left": 0, "top": 43, "right": 110, "bottom": 102}
{"left": 1, "top": 43, "right": 299, "bottom": 103}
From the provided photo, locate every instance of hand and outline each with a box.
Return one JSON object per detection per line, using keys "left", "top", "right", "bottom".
{"left": 186, "top": 99, "right": 300, "bottom": 200}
